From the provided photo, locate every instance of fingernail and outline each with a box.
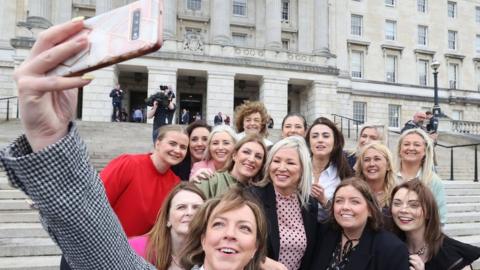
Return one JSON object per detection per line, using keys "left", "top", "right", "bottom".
{"left": 71, "top": 16, "right": 85, "bottom": 22}
{"left": 81, "top": 73, "right": 95, "bottom": 80}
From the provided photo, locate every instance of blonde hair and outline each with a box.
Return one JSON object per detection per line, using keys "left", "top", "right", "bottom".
{"left": 203, "top": 125, "right": 238, "bottom": 161}
{"left": 155, "top": 125, "right": 188, "bottom": 142}
{"left": 255, "top": 136, "right": 312, "bottom": 207}
{"left": 355, "top": 142, "right": 396, "bottom": 207}
{"left": 350, "top": 123, "right": 388, "bottom": 156}
{"left": 234, "top": 101, "right": 269, "bottom": 136}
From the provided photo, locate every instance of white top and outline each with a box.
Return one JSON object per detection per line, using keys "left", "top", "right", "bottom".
{"left": 317, "top": 164, "right": 340, "bottom": 200}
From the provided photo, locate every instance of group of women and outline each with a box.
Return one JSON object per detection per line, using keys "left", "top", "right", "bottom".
{"left": 3, "top": 18, "right": 480, "bottom": 270}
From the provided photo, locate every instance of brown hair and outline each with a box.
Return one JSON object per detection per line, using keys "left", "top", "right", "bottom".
{"left": 390, "top": 180, "right": 444, "bottom": 260}
{"left": 234, "top": 101, "right": 269, "bottom": 136}
{"left": 155, "top": 124, "right": 189, "bottom": 142}
{"left": 179, "top": 187, "right": 268, "bottom": 270}
{"left": 329, "top": 178, "right": 384, "bottom": 231}
{"left": 306, "top": 117, "right": 353, "bottom": 180}
{"left": 144, "top": 183, "right": 206, "bottom": 269}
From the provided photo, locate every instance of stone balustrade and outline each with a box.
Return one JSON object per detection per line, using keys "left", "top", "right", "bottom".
{"left": 452, "top": 120, "right": 480, "bottom": 135}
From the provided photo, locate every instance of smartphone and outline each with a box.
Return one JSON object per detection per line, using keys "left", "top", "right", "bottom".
{"left": 48, "top": 0, "right": 163, "bottom": 77}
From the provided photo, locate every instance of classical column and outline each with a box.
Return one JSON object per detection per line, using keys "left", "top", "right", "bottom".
{"left": 163, "top": 0, "right": 177, "bottom": 39}
{"left": 96, "top": 0, "right": 113, "bottom": 15}
{"left": 305, "top": 80, "right": 337, "bottom": 123}
{"left": 206, "top": 71, "right": 235, "bottom": 126}
{"left": 0, "top": 1, "right": 16, "bottom": 48}
{"left": 298, "top": 0, "right": 314, "bottom": 53}
{"left": 265, "top": 0, "right": 282, "bottom": 50}
{"left": 313, "top": 0, "right": 330, "bottom": 54}
{"left": 259, "top": 76, "right": 288, "bottom": 129}
{"left": 147, "top": 67, "right": 178, "bottom": 124}
{"left": 82, "top": 66, "right": 118, "bottom": 122}
{"left": 28, "top": 0, "right": 51, "bottom": 19}
{"left": 210, "top": 0, "right": 231, "bottom": 44}
{"left": 53, "top": 0, "right": 73, "bottom": 24}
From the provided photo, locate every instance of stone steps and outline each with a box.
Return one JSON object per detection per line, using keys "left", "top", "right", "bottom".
{"left": 0, "top": 238, "right": 60, "bottom": 257}
{"left": 0, "top": 256, "right": 60, "bottom": 270}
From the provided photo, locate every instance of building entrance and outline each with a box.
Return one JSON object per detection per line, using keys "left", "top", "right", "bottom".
{"left": 179, "top": 93, "right": 203, "bottom": 124}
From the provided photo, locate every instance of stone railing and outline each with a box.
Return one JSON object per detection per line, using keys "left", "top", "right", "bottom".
{"left": 451, "top": 120, "right": 480, "bottom": 135}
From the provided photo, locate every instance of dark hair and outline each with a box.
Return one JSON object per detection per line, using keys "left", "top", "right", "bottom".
{"left": 306, "top": 117, "right": 353, "bottom": 179}
{"left": 185, "top": 120, "right": 212, "bottom": 157}
{"left": 329, "top": 178, "right": 383, "bottom": 231}
{"left": 390, "top": 180, "right": 444, "bottom": 260}
{"left": 281, "top": 113, "right": 307, "bottom": 130}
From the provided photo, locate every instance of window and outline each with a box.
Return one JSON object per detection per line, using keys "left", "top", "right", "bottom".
{"left": 418, "top": 60, "right": 428, "bottom": 86}
{"left": 281, "top": 0, "right": 290, "bottom": 22}
{"left": 385, "top": 20, "right": 396, "bottom": 40}
{"left": 281, "top": 39, "right": 290, "bottom": 50}
{"left": 385, "top": 0, "right": 395, "bottom": 6}
{"left": 451, "top": 110, "right": 463, "bottom": 120}
{"left": 185, "top": 27, "right": 201, "bottom": 38}
{"left": 351, "top": 14, "right": 363, "bottom": 36}
{"left": 388, "top": 104, "right": 401, "bottom": 127}
{"left": 232, "top": 33, "right": 247, "bottom": 46}
{"left": 448, "top": 63, "right": 459, "bottom": 89}
{"left": 233, "top": 0, "right": 247, "bottom": 16}
{"left": 353, "top": 102, "right": 366, "bottom": 124}
{"left": 418, "top": 25, "right": 427, "bottom": 46}
{"left": 448, "top": 1, "right": 456, "bottom": 18}
{"left": 351, "top": 50, "right": 364, "bottom": 78}
{"left": 386, "top": 55, "right": 397, "bottom": 82}
{"left": 417, "top": 0, "right": 427, "bottom": 12}
{"left": 476, "top": 35, "right": 480, "bottom": 54}
{"left": 476, "top": 7, "right": 480, "bottom": 23}
{"left": 448, "top": 30, "right": 457, "bottom": 50}
{"left": 187, "top": 0, "right": 201, "bottom": 11}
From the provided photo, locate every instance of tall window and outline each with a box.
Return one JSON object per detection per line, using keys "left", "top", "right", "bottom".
{"left": 418, "top": 60, "right": 428, "bottom": 86}
{"left": 448, "top": 1, "right": 456, "bottom": 18}
{"left": 385, "top": 20, "right": 396, "bottom": 40}
{"left": 418, "top": 25, "right": 427, "bottom": 46}
{"left": 282, "top": 39, "right": 290, "bottom": 50}
{"left": 351, "top": 15, "right": 363, "bottom": 36}
{"left": 232, "top": 33, "right": 247, "bottom": 46}
{"left": 233, "top": 0, "right": 247, "bottom": 16}
{"left": 388, "top": 104, "right": 401, "bottom": 127}
{"left": 386, "top": 55, "right": 397, "bottom": 83}
{"left": 353, "top": 102, "right": 367, "bottom": 124}
{"left": 417, "top": 0, "right": 427, "bottom": 12}
{"left": 187, "top": 0, "right": 201, "bottom": 11}
{"left": 385, "top": 0, "right": 395, "bottom": 6}
{"left": 476, "top": 35, "right": 480, "bottom": 54}
{"left": 476, "top": 7, "right": 480, "bottom": 23}
{"left": 281, "top": 0, "right": 290, "bottom": 22}
{"left": 351, "top": 51, "right": 364, "bottom": 78}
{"left": 448, "top": 63, "right": 459, "bottom": 89}
{"left": 448, "top": 30, "right": 457, "bottom": 50}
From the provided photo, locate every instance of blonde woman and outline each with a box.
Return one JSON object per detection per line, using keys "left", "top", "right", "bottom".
{"left": 347, "top": 124, "right": 387, "bottom": 170}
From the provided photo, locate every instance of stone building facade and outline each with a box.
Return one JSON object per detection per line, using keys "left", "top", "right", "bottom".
{"left": 0, "top": 0, "right": 479, "bottom": 129}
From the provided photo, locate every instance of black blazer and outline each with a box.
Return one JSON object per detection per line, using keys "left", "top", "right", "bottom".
{"left": 310, "top": 224, "right": 409, "bottom": 270}
{"left": 248, "top": 183, "right": 318, "bottom": 270}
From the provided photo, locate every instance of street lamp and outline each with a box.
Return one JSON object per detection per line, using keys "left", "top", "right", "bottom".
{"left": 430, "top": 60, "right": 441, "bottom": 116}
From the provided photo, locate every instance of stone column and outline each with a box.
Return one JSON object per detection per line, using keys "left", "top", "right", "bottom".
{"left": 313, "top": 0, "right": 329, "bottom": 54}
{"left": 206, "top": 71, "right": 235, "bottom": 126}
{"left": 82, "top": 66, "right": 118, "bottom": 122}
{"left": 259, "top": 76, "right": 288, "bottom": 129}
{"left": 28, "top": 0, "right": 51, "bottom": 19}
{"left": 298, "top": 0, "right": 314, "bottom": 53}
{"left": 305, "top": 80, "right": 337, "bottom": 123}
{"left": 210, "top": 0, "right": 231, "bottom": 44}
{"left": 147, "top": 67, "right": 178, "bottom": 123}
{"left": 164, "top": 0, "right": 177, "bottom": 39}
{"left": 0, "top": 1, "right": 16, "bottom": 48}
{"left": 265, "top": 0, "right": 282, "bottom": 50}
{"left": 96, "top": 0, "right": 113, "bottom": 15}
{"left": 53, "top": 0, "right": 72, "bottom": 24}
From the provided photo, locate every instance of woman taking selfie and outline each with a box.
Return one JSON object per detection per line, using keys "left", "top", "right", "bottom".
{"left": 396, "top": 128, "right": 446, "bottom": 224}
{"left": 189, "top": 125, "right": 237, "bottom": 183}
{"left": 197, "top": 134, "right": 267, "bottom": 199}
{"left": 391, "top": 180, "right": 480, "bottom": 270}
{"left": 250, "top": 136, "right": 317, "bottom": 270}
{"left": 310, "top": 178, "right": 410, "bottom": 270}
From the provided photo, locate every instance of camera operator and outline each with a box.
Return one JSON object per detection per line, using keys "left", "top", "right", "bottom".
{"left": 146, "top": 85, "right": 176, "bottom": 142}
{"left": 109, "top": 84, "right": 124, "bottom": 122}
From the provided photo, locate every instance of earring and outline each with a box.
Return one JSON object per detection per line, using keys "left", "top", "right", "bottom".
{"left": 167, "top": 222, "right": 171, "bottom": 228}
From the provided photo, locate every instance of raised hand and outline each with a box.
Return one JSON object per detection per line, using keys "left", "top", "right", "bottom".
{"left": 13, "top": 17, "right": 94, "bottom": 152}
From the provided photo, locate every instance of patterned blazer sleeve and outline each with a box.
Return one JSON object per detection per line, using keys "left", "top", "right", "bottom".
{"left": 0, "top": 123, "right": 156, "bottom": 270}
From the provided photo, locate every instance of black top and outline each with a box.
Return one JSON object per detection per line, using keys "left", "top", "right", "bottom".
{"left": 426, "top": 235, "right": 480, "bottom": 270}
{"left": 109, "top": 89, "right": 123, "bottom": 104}
{"left": 171, "top": 155, "right": 191, "bottom": 181}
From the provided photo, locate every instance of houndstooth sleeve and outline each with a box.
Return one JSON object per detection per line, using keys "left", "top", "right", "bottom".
{"left": 0, "top": 123, "right": 156, "bottom": 270}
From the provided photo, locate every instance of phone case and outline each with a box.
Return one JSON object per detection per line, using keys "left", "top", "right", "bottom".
{"left": 48, "top": 0, "right": 163, "bottom": 77}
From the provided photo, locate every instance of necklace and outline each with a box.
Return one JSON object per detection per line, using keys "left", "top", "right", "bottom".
{"left": 409, "top": 245, "right": 427, "bottom": 256}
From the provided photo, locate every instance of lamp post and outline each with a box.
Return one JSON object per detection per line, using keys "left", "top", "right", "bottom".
{"left": 430, "top": 60, "right": 441, "bottom": 116}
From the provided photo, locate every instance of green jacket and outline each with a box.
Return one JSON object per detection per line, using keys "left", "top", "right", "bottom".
{"left": 197, "top": 171, "right": 239, "bottom": 199}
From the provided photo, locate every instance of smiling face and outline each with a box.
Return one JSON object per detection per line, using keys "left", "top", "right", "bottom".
{"left": 333, "top": 185, "right": 370, "bottom": 236}
{"left": 361, "top": 148, "right": 388, "bottom": 184}
{"left": 359, "top": 128, "right": 380, "bottom": 147}
{"left": 243, "top": 112, "right": 262, "bottom": 135}
{"left": 399, "top": 133, "right": 426, "bottom": 165}
{"left": 201, "top": 204, "right": 258, "bottom": 270}
{"left": 391, "top": 188, "right": 426, "bottom": 234}
{"left": 210, "top": 132, "right": 235, "bottom": 168}
{"left": 230, "top": 142, "right": 265, "bottom": 183}
{"left": 309, "top": 124, "right": 334, "bottom": 159}
{"left": 168, "top": 190, "right": 205, "bottom": 237}
{"left": 190, "top": 127, "right": 210, "bottom": 162}
{"left": 269, "top": 147, "right": 302, "bottom": 196}
{"left": 282, "top": 116, "right": 306, "bottom": 138}
{"left": 154, "top": 131, "right": 189, "bottom": 166}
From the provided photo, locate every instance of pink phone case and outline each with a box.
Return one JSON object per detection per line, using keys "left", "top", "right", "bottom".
{"left": 48, "top": 0, "right": 163, "bottom": 77}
